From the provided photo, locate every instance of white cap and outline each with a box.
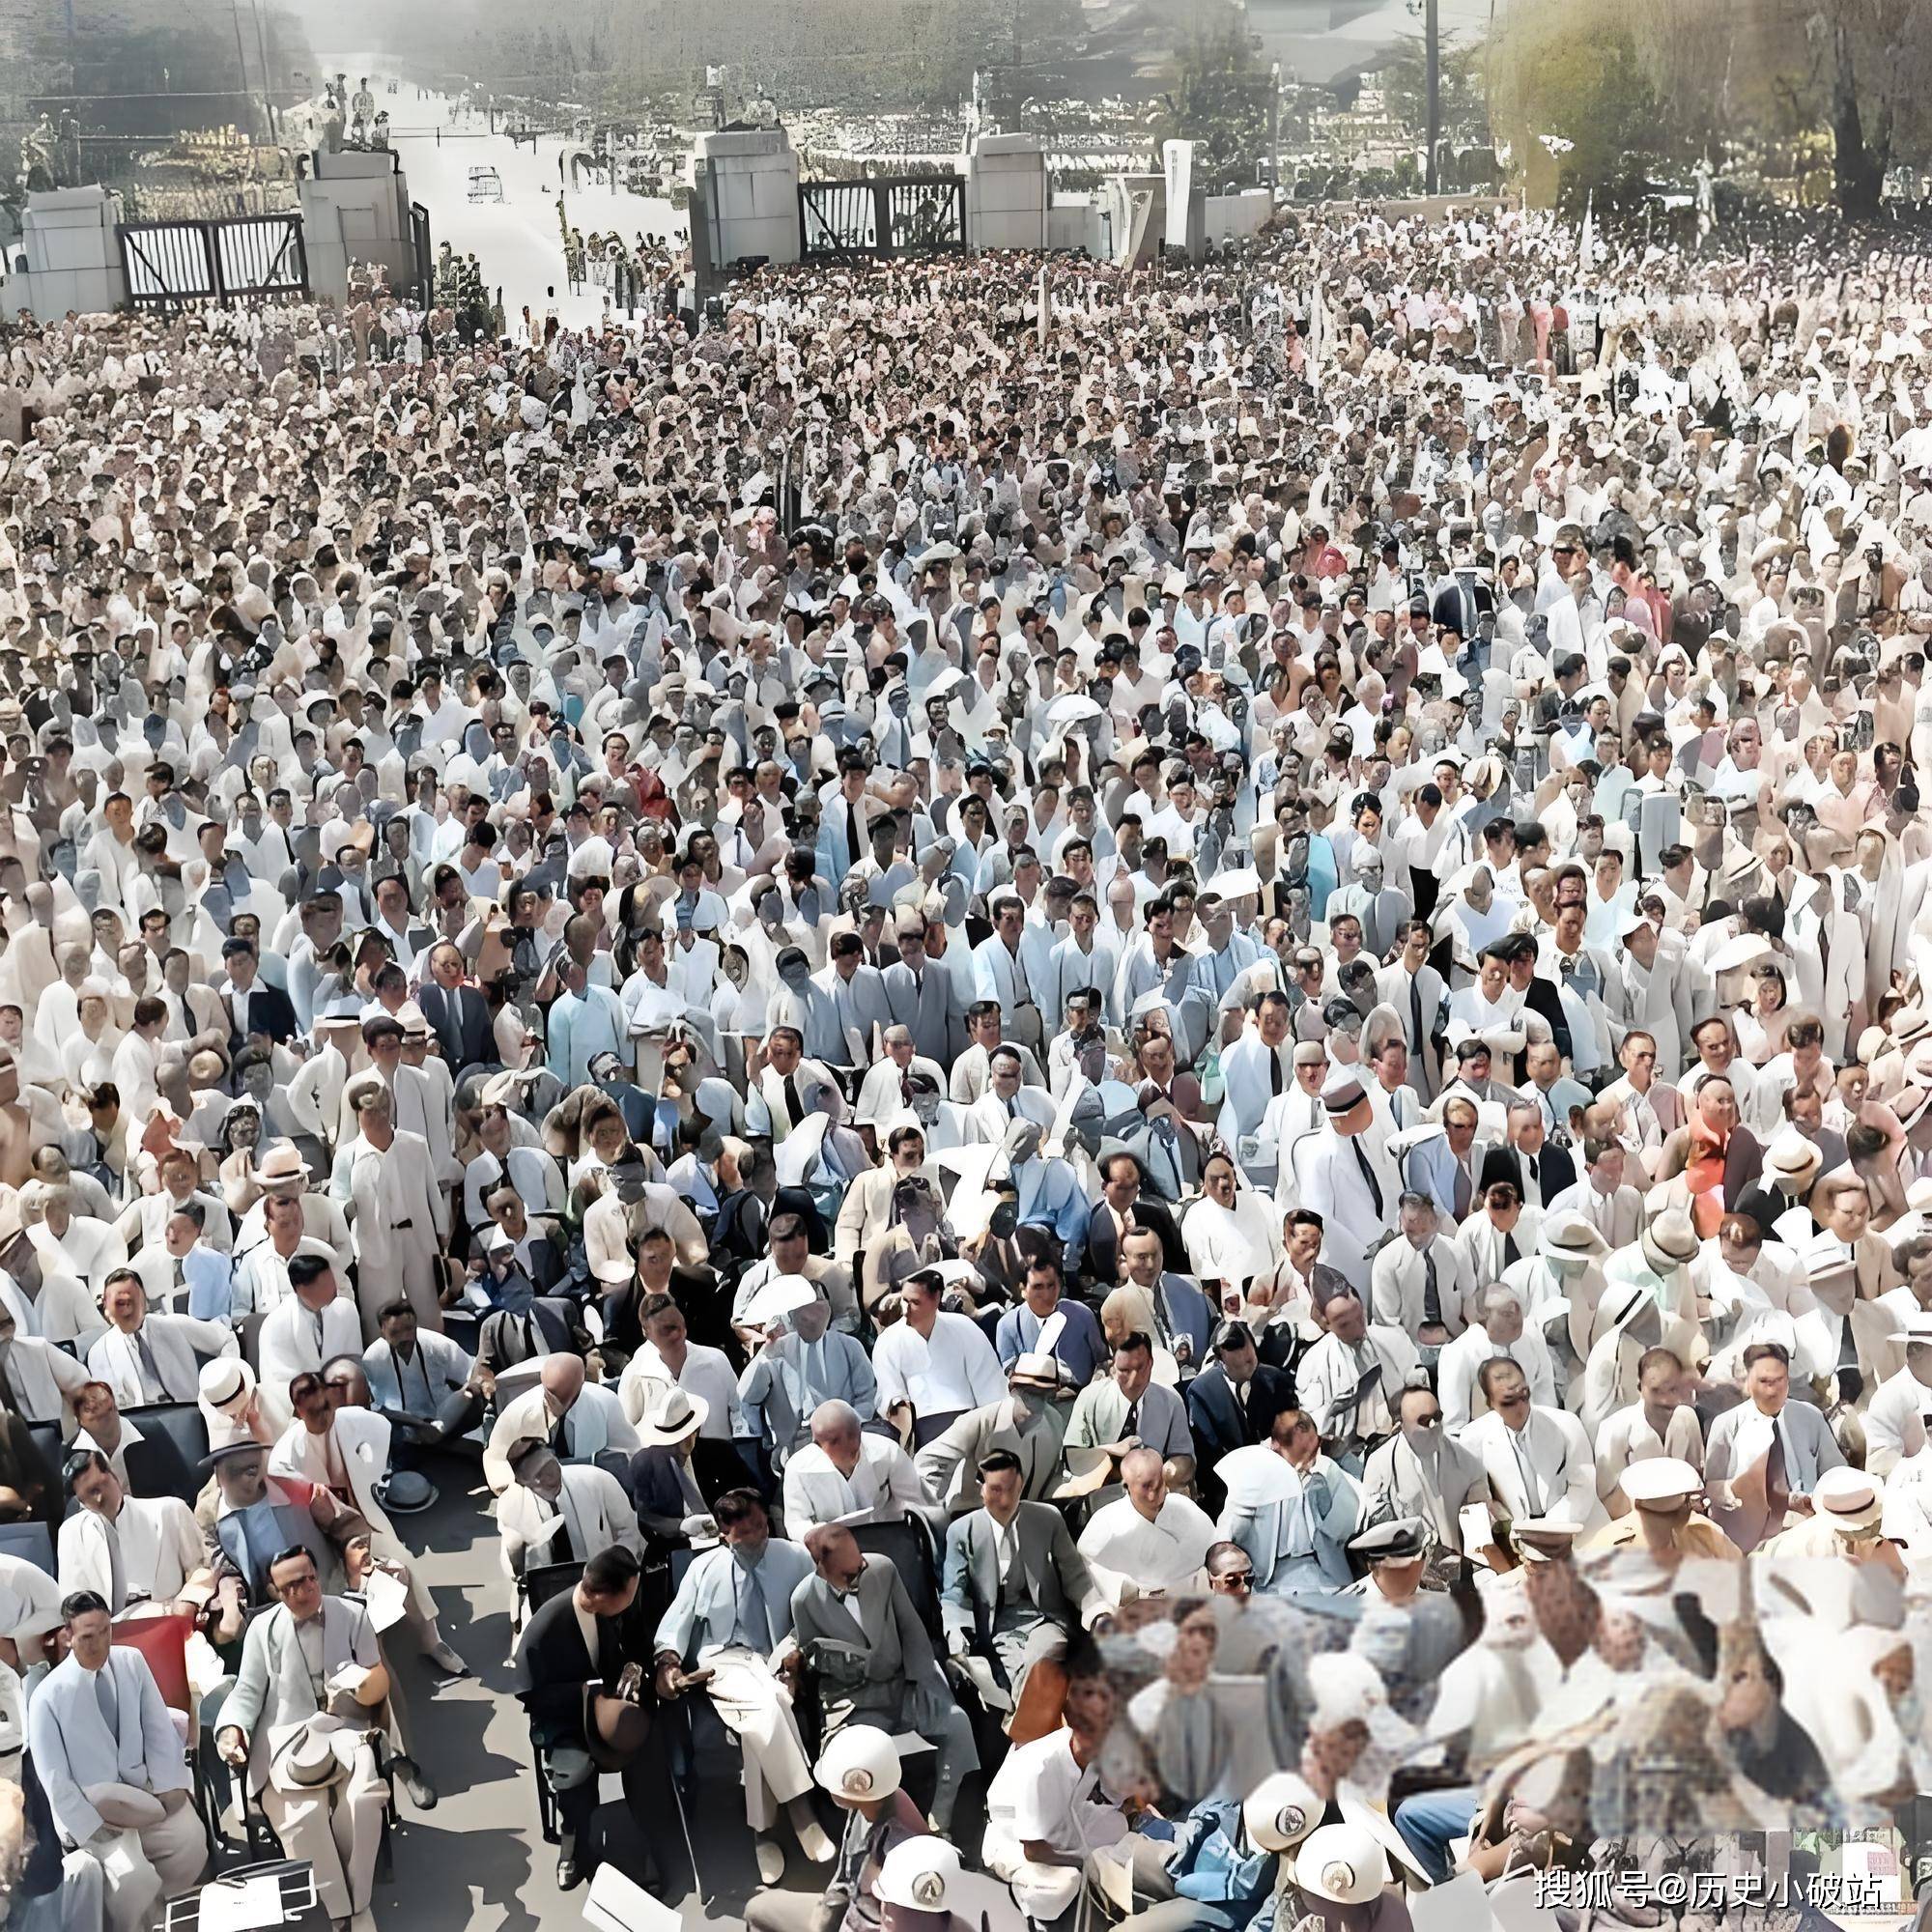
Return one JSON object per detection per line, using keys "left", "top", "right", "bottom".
{"left": 1295, "top": 1823, "right": 1388, "bottom": 1904}
{"left": 874, "top": 1835, "right": 963, "bottom": 1911}
{"left": 813, "top": 1723, "right": 901, "bottom": 1803}
{"left": 1619, "top": 1456, "right": 1702, "bottom": 1506}
{"left": 1243, "top": 1771, "right": 1321, "bottom": 1852}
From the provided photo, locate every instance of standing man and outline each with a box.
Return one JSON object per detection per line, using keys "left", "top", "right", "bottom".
{"left": 338, "top": 1075, "right": 448, "bottom": 1338}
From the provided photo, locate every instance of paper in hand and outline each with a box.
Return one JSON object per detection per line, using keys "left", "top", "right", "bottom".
{"left": 360, "top": 1566, "right": 410, "bottom": 1633}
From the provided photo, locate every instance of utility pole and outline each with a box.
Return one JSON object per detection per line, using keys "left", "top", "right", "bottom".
{"left": 249, "top": 0, "right": 277, "bottom": 138}
{"left": 1269, "top": 59, "right": 1281, "bottom": 198}
{"left": 1423, "top": 0, "right": 1440, "bottom": 194}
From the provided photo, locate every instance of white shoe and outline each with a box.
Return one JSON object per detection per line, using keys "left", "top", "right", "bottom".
{"left": 755, "top": 1837, "right": 785, "bottom": 1885}
{"left": 797, "top": 1820, "right": 837, "bottom": 1864}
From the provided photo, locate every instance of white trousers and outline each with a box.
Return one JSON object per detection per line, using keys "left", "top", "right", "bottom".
{"left": 260, "top": 1746, "right": 384, "bottom": 1921}
{"left": 697, "top": 1646, "right": 812, "bottom": 1832}
{"left": 96, "top": 1803, "right": 206, "bottom": 1932}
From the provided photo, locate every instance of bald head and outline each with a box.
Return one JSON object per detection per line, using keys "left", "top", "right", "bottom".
{"left": 541, "top": 1353, "right": 585, "bottom": 1410}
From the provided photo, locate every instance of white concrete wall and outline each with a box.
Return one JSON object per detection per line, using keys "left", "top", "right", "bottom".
{"left": 301, "top": 148, "right": 413, "bottom": 296}
{"left": 1203, "top": 189, "right": 1270, "bottom": 242}
{"left": 12, "top": 186, "right": 128, "bottom": 320}
{"left": 696, "top": 128, "right": 800, "bottom": 268}
{"left": 965, "top": 133, "right": 1047, "bottom": 252}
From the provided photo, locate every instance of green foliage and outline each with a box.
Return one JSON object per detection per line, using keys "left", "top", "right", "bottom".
{"left": 1155, "top": 20, "right": 1275, "bottom": 180}
{"left": 1378, "top": 31, "right": 1487, "bottom": 140}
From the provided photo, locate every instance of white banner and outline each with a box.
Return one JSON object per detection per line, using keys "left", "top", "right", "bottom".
{"left": 1162, "top": 139, "right": 1195, "bottom": 250}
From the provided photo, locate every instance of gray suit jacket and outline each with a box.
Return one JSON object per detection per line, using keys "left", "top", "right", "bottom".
{"left": 941, "top": 1500, "right": 1094, "bottom": 1648}
{"left": 789, "top": 1560, "right": 941, "bottom": 1726}
{"left": 219, "top": 1595, "right": 381, "bottom": 1792}
{"left": 915, "top": 1397, "right": 1066, "bottom": 1516}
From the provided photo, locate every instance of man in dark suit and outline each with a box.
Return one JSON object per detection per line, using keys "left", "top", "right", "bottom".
{"left": 1430, "top": 566, "right": 1494, "bottom": 646}
{"left": 511, "top": 1545, "right": 659, "bottom": 1890}
{"left": 475, "top": 1288, "right": 585, "bottom": 1376}
{"left": 1498, "top": 1101, "right": 1576, "bottom": 1211}
{"left": 220, "top": 938, "right": 298, "bottom": 1048}
{"left": 418, "top": 943, "right": 497, "bottom": 1074}
{"left": 1185, "top": 1322, "right": 1297, "bottom": 1507}
{"left": 1083, "top": 1146, "right": 1185, "bottom": 1287}
{"left": 940, "top": 1449, "right": 1098, "bottom": 1721}
{"left": 628, "top": 1387, "right": 757, "bottom": 1541}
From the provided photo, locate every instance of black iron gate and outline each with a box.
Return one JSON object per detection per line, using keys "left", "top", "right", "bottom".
{"left": 118, "top": 212, "right": 307, "bottom": 310}
{"left": 798, "top": 175, "right": 965, "bottom": 262}
{"left": 411, "top": 200, "right": 433, "bottom": 307}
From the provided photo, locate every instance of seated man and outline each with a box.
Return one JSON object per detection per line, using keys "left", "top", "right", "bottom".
{"left": 782, "top": 1399, "right": 925, "bottom": 1536}
{"left": 941, "top": 1449, "right": 1100, "bottom": 1722}
{"left": 270, "top": 1369, "right": 469, "bottom": 1676}
{"left": 914, "top": 1352, "right": 1070, "bottom": 1517}
{"left": 485, "top": 1353, "right": 640, "bottom": 1495}
{"left": 628, "top": 1387, "right": 753, "bottom": 1545}
{"left": 790, "top": 1522, "right": 979, "bottom": 1832}
{"left": 511, "top": 1545, "right": 660, "bottom": 1892}
{"left": 1076, "top": 1447, "right": 1218, "bottom": 1608}
{"left": 56, "top": 1449, "right": 213, "bottom": 1619}
{"left": 497, "top": 1436, "right": 642, "bottom": 1580}
{"left": 653, "top": 1488, "right": 834, "bottom": 1884}
{"left": 1064, "top": 1331, "right": 1196, "bottom": 1491}
{"left": 738, "top": 1288, "right": 877, "bottom": 1469}
{"left": 215, "top": 1546, "right": 392, "bottom": 1929}
{"left": 85, "top": 1269, "right": 237, "bottom": 1408}
{"left": 981, "top": 1637, "right": 1130, "bottom": 1926}
{"left": 360, "top": 1298, "right": 491, "bottom": 1463}
{"left": 27, "top": 1588, "right": 205, "bottom": 1929}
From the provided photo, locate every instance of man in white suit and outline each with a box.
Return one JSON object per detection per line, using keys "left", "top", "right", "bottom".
{"left": 337, "top": 1074, "right": 448, "bottom": 1338}
{"left": 497, "top": 1436, "right": 641, "bottom": 1580}
{"left": 28, "top": 1590, "right": 204, "bottom": 1932}
{"left": 213, "top": 1545, "right": 391, "bottom": 1929}
{"left": 1294, "top": 1284, "right": 1420, "bottom": 1472}
{"left": 258, "top": 1255, "right": 365, "bottom": 1433}
{"left": 85, "top": 1270, "right": 236, "bottom": 1408}
{"left": 781, "top": 1398, "right": 925, "bottom": 1535}
{"left": 1461, "top": 1359, "right": 1601, "bottom": 1532}
{"left": 484, "top": 1352, "right": 640, "bottom": 1494}
{"left": 270, "top": 1371, "right": 469, "bottom": 1674}
{"left": 1437, "top": 1284, "right": 1558, "bottom": 1435}
{"left": 1216, "top": 988, "right": 1296, "bottom": 1150}
{"left": 57, "top": 1449, "right": 212, "bottom": 1615}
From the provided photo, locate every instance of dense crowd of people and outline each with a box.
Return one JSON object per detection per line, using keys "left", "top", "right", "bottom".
{"left": 1, "top": 188, "right": 1932, "bottom": 1931}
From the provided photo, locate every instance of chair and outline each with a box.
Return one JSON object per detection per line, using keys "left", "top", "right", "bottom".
{"left": 853, "top": 1517, "right": 944, "bottom": 1646}
{"left": 23, "top": 1422, "right": 65, "bottom": 1508}
{"left": 114, "top": 1611, "right": 213, "bottom": 1856}
{"left": 523, "top": 1558, "right": 583, "bottom": 1614}
{"left": 0, "top": 1520, "right": 54, "bottom": 1577}
{"left": 121, "top": 1404, "right": 212, "bottom": 1506}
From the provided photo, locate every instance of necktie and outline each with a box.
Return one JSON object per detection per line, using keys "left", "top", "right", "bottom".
{"left": 738, "top": 1562, "right": 773, "bottom": 1651}
{"left": 1122, "top": 1398, "right": 1140, "bottom": 1440}
{"left": 1269, "top": 1050, "right": 1285, "bottom": 1096}
{"left": 1421, "top": 1249, "right": 1441, "bottom": 1326}
{"left": 1526, "top": 1154, "right": 1540, "bottom": 1194}
{"left": 310, "top": 1310, "right": 326, "bottom": 1358}
{"left": 1764, "top": 1413, "right": 1790, "bottom": 1520}
{"left": 1351, "top": 1140, "right": 1384, "bottom": 1217}
{"left": 95, "top": 1663, "right": 118, "bottom": 1734}
{"left": 1512, "top": 1429, "right": 1546, "bottom": 1515}
{"left": 782, "top": 1073, "right": 802, "bottom": 1124}
{"left": 846, "top": 802, "right": 863, "bottom": 871}
{"left": 1502, "top": 1229, "right": 1520, "bottom": 1269}
{"left": 550, "top": 1406, "right": 571, "bottom": 1456}
{"left": 1409, "top": 974, "right": 1426, "bottom": 1055}
{"left": 1454, "top": 1160, "right": 1472, "bottom": 1220}
{"left": 132, "top": 1327, "right": 167, "bottom": 1403}
{"left": 102, "top": 1517, "right": 126, "bottom": 1608}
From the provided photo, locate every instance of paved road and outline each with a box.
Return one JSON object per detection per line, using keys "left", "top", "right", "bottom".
{"left": 334, "top": 1478, "right": 799, "bottom": 1932}
{"left": 311, "top": 62, "right": 688, "bottom": 326}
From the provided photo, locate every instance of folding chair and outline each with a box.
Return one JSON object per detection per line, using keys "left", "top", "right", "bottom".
{"left": 0, "top": 1520, "right": 55, "bottom": 1577}
{"left": 121, "top": 1404, "right": 211, "bottom": 1507}
{"left": 852, "top": 1517, "right": 944, "bottom": 1646}
{"left": 112, "top": 1612, "right": 210, "bottom": 1856}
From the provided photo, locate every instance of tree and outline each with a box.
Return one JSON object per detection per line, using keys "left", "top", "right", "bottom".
{"left": 1155, "top": 14, "right": 1275, "bottom": 181}
{"left": 1378, "top": 31, "right": 1487, "bottom": 144}
{"left": 1488, "top": 0, "right": 1671, "bottom": 211}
